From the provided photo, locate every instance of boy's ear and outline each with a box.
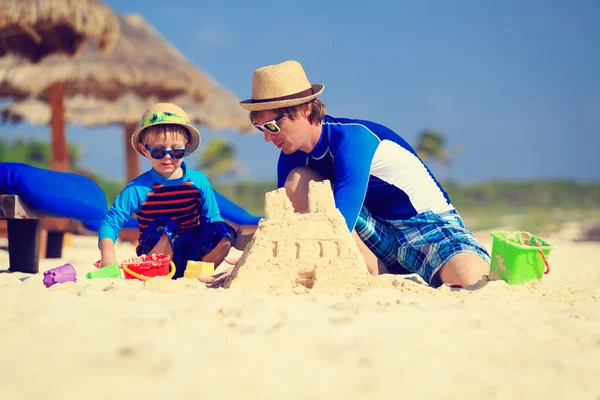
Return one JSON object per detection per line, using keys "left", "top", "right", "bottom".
{"left": 138, "top": 142, "right": 147, "bottom": 154}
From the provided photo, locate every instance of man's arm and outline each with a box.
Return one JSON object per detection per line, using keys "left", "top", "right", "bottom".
{"left": 277, "top": 151, "right": 308, "bottom": 188}
{"left": 228, "top": 152, "right": 307, "bottom": 251}
{"left": 331, "top": 126, "right": 380, "bottom": 231}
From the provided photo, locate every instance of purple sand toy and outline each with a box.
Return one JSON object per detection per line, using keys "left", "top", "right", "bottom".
{"left": 43, "top": 263, "right": 77, "bottom": 288}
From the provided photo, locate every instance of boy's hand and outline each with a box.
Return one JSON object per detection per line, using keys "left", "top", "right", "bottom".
{"left": 99, "top": 238, "right": 117, "bottom": 268}
{"left": 198, "top": 257, "right": 237, "bottom": 288}
{"left": 100, "top": 256, "right": 117, "bottom": 268}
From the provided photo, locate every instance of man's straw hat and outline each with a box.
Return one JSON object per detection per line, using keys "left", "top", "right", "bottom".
{"left": 131, "top": 103, "right": 201, "bottom": 156}
{"left": 240, "top": 60, "right": 324, "bottom": 111}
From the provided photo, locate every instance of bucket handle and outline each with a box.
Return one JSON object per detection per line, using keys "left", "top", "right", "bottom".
{"left": 537, "top": 249, "right": 550, "bottom": 274}
{"left": 122, "top": 261, "right": 176, "bottom": 281}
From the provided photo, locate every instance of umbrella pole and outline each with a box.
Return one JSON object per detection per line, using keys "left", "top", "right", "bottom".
{"left": 123, "top": 123, "right": 140, "bottom": 181}
{"left": 49, "top": 82, "right": 70, "bottom": 172}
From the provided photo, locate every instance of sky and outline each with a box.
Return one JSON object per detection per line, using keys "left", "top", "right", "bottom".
{"left": 1, "top": 0, "right": 599, "bottom": 184}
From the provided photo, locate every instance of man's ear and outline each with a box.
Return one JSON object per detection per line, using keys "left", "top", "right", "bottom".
{"left": 302, "top": 103, "right": 312, "bottom": 118}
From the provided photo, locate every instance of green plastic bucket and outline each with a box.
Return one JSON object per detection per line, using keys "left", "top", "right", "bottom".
{"left": 86, "top": 262, "right": 122, "bottom": 279}
{"left": 489, "top": 231, "right": 553, "bottom": 285}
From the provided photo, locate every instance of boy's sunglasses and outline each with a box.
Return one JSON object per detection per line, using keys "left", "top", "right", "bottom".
{"left": 144, "top": 144, "right": 186, "bottom": 160}
{"left": 253, "top": 113, "right": 286, "bottom": 134}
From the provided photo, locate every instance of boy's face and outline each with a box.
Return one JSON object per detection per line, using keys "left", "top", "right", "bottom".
{"left": 140, "top": 132, "right": 187, "bottom": 178}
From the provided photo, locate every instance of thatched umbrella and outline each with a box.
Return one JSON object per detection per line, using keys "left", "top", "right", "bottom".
{"left": 0, "top": 14, "right": 211, "bottom": 172}
{"left": 2, "top": 80, "right": 254, "bottom": 181}
{"left": 0, "top": 0, "right": 120, "bottom": 62}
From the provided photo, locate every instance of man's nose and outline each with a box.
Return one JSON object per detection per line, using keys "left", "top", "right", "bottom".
{"left": 264, "top": 131, "right": 273, "bottom": 142}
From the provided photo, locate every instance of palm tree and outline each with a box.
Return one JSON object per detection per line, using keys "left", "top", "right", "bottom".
{"left": 415, "top": 129, "right": 446, "bottom": 163}
{"left": 68, "top": 145, "right": 82, "bottom": 171}
{"left": 0, "top": 137, "right": 81, "bottom": 170}
{"left": 26, "top": 139, "right": 50, "bottom": 166}
{"left": 0, "top": 138, "right": 10, "bottom": 162}
{"left": 197, "top": 138, "right": 245, "bottom": 180}
{"left": 415, "top": 129, "right": 464, "bottom": 164}
{"left": 414, "top": 129, "right": 463, "bottom": 182}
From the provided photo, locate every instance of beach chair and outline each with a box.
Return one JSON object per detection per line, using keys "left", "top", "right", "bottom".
{"left": 0, "top": 195, "right": 91, "bottom": 273}
{"left": 0, "top": 163, "right": 108, "bottom": 273}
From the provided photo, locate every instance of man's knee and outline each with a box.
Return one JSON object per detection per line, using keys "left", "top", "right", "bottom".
{"left": 283, "top": 167, "right": 325, "bottom": 212}
{"left": 436, "top": 252, "right": 490, "bottom": 288}
{"left": 352, "top": 231, "right": 389, "bottom": 276}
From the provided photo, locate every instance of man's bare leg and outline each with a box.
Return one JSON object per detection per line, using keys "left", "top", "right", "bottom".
{"left": 436, "top": 252, "right": 490, "bottom": 287}
{"left": 352, "top": 231, "right": 389, "bottom": 275}
{"left": 284, "top": 167, "right": 385, "bottom": 275}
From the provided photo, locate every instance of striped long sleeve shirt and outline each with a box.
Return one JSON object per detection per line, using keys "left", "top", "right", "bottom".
{"left": 98, "top": 163, "right": 223, "bottom": 243}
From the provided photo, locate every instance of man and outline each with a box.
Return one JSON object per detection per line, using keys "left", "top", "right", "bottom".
{"left": 209, "top": 60, "right": 490, "bottom": 289}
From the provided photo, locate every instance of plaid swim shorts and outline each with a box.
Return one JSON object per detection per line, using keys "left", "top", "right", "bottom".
{"left": 355, "top": 206, "right": 491, "bottom": 288}
{"left": 136, "top": 216, "right": 237, "bottom": 279}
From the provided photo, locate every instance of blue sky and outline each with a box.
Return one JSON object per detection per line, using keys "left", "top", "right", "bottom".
{"left": 2, "top": 0, "right": 599, "bottom": 184}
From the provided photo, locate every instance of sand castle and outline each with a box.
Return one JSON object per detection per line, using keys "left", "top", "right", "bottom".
{"left": 224, "top": 180, "right": 374, "bottom": 294}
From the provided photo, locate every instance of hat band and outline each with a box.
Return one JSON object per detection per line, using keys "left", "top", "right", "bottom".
{"left": 140, "top": 111, "right": 189, "bottom": 128}
{"left": 251, "top": 87, "right": 314, "bottom": 103}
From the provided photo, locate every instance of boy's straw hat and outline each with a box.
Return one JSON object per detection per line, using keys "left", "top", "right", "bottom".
{"left": 240, "top": 60, "right": 324, "bottom": 111}
{"left": 131, "top": 103, "right": 201, "bottom": 156}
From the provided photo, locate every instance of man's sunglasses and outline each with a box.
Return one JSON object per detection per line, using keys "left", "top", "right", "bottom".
{"left": 144, "top": 144, "right": 186, "bottom": 160}
{"left": 253, "top": 113, "right": 286, "bottom": 133}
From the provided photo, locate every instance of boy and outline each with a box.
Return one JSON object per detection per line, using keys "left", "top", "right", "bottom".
{"left": 98, "top": 103, "right": 236, "bottom": 279}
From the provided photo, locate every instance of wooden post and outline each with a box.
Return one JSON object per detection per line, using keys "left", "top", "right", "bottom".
{"left": 49, "top": 82, "right": 70, "bottom": 172}
{"left": 45, "top": 231, "right": 64, "bottom": 258}
{"left": 7, "top": 219, "right": 41, "bottom": 273}
{"left": 123, "top": 123, "right": 140, "bottom": 182}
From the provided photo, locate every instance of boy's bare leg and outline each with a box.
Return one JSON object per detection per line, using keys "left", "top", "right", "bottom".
{"left": 198, "top": 237, "right": 234, "bottom": 287}
{"left": 148, "top": 233, "right": 173, "bottom": 258}
{"left": 201, "top": 237, "right": 232, "bottom": 267}
{"left": 285, "top": 167, "right": 385, "bottom": 275}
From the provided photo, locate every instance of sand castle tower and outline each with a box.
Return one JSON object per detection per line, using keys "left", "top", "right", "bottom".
{"left": 225, "top": 180, "right": 372, "bottom": 294}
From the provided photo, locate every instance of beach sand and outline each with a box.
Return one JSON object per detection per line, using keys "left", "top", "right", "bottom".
{"left": 1, "top": 219, "right": 599, "bottom": 399}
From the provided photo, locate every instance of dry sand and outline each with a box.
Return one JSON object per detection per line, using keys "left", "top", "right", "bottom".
{"left": 0, "top": 186, "right": 599, "bottom": 398}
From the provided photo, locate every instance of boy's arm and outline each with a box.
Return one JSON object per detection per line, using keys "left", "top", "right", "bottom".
{"left": 193, "top": 172, "right": 224, "bottom": 224}
{"left": 331, "top": 127, "right": 380, "bottom": 231}
{"left": 99, "top": 238, "right": 117, "bottom": 267}
{"left": 98, "top": 183, "right": 142, "bottom": 265}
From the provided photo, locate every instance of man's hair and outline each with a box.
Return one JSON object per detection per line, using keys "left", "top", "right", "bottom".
{"left": 141, "top": 124, "right": 190, "bottom": 144}
{"left": 249, "top": 98, "right": 326, "bottom": 126}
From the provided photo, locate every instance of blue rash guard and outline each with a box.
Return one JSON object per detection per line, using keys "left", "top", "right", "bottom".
{"left": 98, "top": 162, "right": 224, "bottom": 243}
{"left": 277, "top": 115, "right": 454, "bottom": 231}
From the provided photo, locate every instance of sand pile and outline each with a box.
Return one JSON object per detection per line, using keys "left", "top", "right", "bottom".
{"left": 225, "top": 181, "right": 377, "bottom": 294}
